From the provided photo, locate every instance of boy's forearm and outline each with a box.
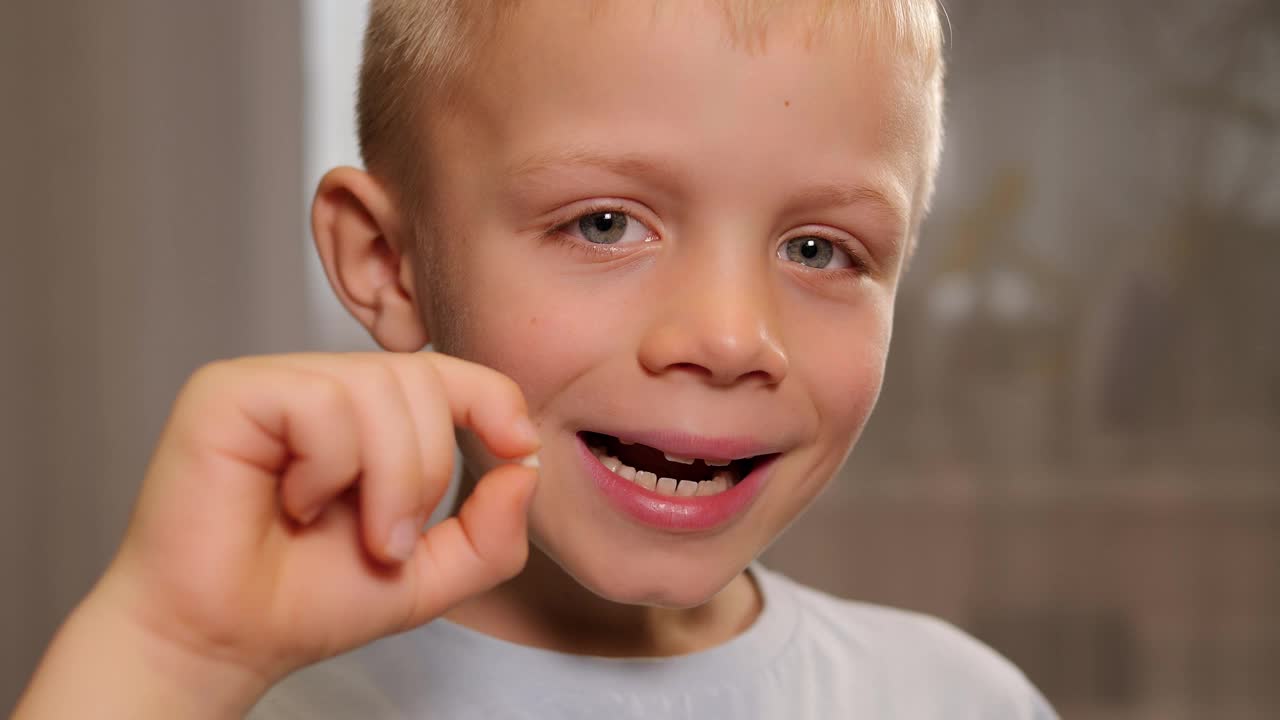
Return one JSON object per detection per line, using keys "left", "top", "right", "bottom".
{"left": 13, "top": 586, "right": 271, "bottom": 720}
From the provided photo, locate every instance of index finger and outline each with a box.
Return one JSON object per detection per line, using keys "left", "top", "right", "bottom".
{"left": 423, "top": 352, "right": 540, "bottom": 460}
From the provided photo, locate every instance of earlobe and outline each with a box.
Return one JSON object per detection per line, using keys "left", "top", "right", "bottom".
{"left": 311, "top": 167, "right": 431, "bottom": 352}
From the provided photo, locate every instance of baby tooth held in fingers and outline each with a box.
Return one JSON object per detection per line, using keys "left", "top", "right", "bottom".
{"left": 519, "top": 453, "right": 540, "bottom": 469}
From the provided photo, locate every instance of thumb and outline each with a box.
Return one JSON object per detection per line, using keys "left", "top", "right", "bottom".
{"left": 400, "top": 463, "right": 538, "bottom": 627}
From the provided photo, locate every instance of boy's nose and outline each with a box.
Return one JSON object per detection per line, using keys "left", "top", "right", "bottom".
{"left": 637, "top": 260, "right": 788, "bottom": 388}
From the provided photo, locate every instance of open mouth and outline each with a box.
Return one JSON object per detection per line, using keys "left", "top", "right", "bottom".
{"left": 579, "top": 431, "right": 773, "bottom": 497}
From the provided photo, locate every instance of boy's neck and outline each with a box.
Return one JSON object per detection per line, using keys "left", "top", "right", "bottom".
{"left": 443, "top": 543, "right": 763, "bottom": 658}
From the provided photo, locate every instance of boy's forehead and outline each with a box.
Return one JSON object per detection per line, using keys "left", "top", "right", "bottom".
{"left": 503, "top": 2, "right": 930, "bottom": 82}
{"left": 429, "top": 0, "right": 933, "bottom": 227}
{"left": 476, "top": 0, "right": 938, "bottom": 55}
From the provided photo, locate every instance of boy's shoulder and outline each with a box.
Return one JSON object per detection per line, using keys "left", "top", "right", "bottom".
{"left": 761, "top": 565, "right": 1058, "bottom": 718}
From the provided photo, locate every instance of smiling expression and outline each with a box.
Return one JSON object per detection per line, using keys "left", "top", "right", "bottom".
{"left": 409, "top": 1, "right": 938, "bottom": 607}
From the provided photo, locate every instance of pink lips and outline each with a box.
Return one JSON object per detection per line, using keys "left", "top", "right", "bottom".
{"left": 576, "top": 433, "right": 777, "bottom": 533}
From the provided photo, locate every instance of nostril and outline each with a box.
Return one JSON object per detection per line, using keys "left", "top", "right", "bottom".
{"left": 663, "top": 361, "right": 712, "bottom": 379}
{"left": 739, "top": 369, "right": 778, "bottom": 385}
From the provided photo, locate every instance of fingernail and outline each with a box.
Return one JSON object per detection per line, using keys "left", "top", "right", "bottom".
{"left": 512, "top": 416, "right": 539, "bottom": 448}
{"left": 387, "top": 518, "right": 420, "bottom": 562}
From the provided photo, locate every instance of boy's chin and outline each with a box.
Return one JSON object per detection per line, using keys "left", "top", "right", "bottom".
{"left": 546, "top": 542, "right": 751, "bottom": 610}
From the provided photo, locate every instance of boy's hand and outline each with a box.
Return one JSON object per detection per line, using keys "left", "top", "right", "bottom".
{"left": 20, "top": 352, "right": 539, "bottom": 716}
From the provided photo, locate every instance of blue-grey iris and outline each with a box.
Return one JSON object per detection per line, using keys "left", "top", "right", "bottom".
{"left": 579, "top": 212, "right": 627, "bottom": 244}
{"left": 785, "top": 237, "right": 833, "bottom": 268}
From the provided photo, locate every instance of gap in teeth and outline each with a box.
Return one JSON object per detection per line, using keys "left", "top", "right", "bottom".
{"left": 590, "top": 439, "right": 737, "bottom": 497}
{"left": 662, "top": 451, "right": 732, "bottom": 467}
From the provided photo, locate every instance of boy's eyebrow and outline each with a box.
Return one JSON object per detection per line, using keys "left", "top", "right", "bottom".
{"left": 785, "top": 182, "right": 908, "bottom": 232}
{"left": 506, "top": 148, "right": 681, "bottom": 186}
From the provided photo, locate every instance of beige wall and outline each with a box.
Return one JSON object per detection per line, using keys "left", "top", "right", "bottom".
{"left": 0, "top": 1, "right": 306, "bottom": 710}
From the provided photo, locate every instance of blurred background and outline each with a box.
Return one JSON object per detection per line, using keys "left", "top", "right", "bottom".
{"left": 1, "top": 1, "right": 1276, "bottom": 717}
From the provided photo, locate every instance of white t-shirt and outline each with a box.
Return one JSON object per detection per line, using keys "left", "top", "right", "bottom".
{"left": 249, "top": 564, "right": 1057, "bottom": 719}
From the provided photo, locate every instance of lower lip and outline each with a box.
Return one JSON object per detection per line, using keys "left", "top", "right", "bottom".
{"left": 576, "top": 434, "right": 775, "bottom": 533}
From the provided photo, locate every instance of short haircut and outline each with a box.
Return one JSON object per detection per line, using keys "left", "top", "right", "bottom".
{"left": 358, "top": 0, "right": 946, "bottom": 241}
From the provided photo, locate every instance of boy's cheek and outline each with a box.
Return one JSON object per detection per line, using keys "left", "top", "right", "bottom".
{"left": 790, "top": 320, "right": 893, "bottom": 477}
{"left": 790, "top": 297, "right": 893, "bottom": 399}
{"left": 441, "top": 279, "right": 604, "bottom": 416}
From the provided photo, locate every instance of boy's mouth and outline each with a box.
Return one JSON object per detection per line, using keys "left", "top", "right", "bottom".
{"left": 579, "top": 431, "right": 771, "bottom": 497}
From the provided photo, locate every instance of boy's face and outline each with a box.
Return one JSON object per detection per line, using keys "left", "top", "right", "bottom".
{"left": 417, "top": 1, "right": 933, "bottom": 607}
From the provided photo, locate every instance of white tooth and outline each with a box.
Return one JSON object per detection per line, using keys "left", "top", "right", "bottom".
{"left": 618, "top": 464, "right": 637, "bottom": 481}
{"left": 675, "top": 479, "right": 698, "bottom": 496}
{"left": 696, "top": 476, "right": 730, "bottom": 496}
{"left": 713, "top": 469, "right": 736, "bottom": 486}
{"left": 619, "top": 438, "right": 635, "bottom": 445}
{"left": 662, "top": 452, "right": 697, "bottom": 465}
{"left": 655, "top": 476, "right": 678, "bottom": 495}
{"left": 705, "top": 459, "right": 731, "bottom": 467}
{"left": 602, "top": 456, "right": 621, "bottom": 472}
{"left": 636, "top": 471, "right": 658, "bottom": 491}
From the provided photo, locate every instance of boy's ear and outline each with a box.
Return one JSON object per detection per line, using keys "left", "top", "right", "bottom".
{"left": 311, "top": 166, "right": 430, "bottom": 352}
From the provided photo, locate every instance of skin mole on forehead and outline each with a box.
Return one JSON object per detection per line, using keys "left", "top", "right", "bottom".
{"left": 784, "top": 100, "right": 791, "bottom": 107}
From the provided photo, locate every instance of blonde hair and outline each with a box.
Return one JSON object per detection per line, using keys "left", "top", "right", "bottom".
{"left": 358, "top": 0, "right": 947, "bottom": 233}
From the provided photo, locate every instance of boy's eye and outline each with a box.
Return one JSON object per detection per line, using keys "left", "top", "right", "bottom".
{"left": 570, "top": 211, "right": 654, "bottom": 245}
{"left": 779, "top": 236, "right": 854, "bottom": 270}
{"left": 549, "top": 206, "right": 658, "bottom": 250}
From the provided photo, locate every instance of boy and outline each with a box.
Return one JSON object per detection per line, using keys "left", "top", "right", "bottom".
{"left": 16, "top": 0, "right": 1057, "bottom": 717}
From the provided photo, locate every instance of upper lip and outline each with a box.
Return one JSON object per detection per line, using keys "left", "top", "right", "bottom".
{"left": 584, "top": 428, "right": 783, "bottom": 463}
